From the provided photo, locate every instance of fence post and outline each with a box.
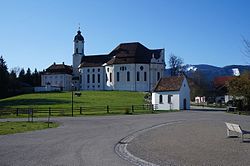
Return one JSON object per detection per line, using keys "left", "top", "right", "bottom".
{"left": 107, "top": 105, "right": 109, "bottom": 114}
{"left": 80, "top": 107, "right": 82, "bottom": 115}
{"left": 27, "top": 109, "right": 30, "bottom": 122}
{"left": 131, "top": 105, "right": 134, "bottom": 113}
{"left": 48, "top": 107, "right": 51, "bottom": 128}
{"left": 16, "top": 108, "right": 19, "bottom": 116}
{"left": 31, "top": 109, "right": 34, "bottom": 122}
{"left": 151, "top": 104, "right": 154, "bottom": 113}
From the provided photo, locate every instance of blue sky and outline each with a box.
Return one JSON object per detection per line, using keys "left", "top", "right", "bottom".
{"left": 1, "top": 0, "right": 250, "bottom": 71}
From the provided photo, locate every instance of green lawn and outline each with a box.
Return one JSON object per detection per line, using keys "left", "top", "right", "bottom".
{"left": 0, "top": 121, "right": 59, "bottom": 135}
{"left": 0, "top": 91, "right": 151, "bottom": 116}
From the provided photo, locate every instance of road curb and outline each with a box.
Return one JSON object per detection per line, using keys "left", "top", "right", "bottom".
{"left": 115, "top": 120, "right": 182, "bottom": 166}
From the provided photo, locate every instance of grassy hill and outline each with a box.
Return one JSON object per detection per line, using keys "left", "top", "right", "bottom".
{"left": 0, "top": 91, "right": 150, "bottom": 116}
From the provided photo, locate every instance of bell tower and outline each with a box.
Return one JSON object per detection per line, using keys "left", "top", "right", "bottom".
{"left": 72, "top": 28, "right": 84, "bottom": 90}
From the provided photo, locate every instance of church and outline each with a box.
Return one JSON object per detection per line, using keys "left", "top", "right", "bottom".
{"left": 41, "top": 30, "right": 166, "bottom": 92}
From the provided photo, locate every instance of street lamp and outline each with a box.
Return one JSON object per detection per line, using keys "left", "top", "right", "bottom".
{"left": 71, "top": 83, "right": 74, "bottom": 117}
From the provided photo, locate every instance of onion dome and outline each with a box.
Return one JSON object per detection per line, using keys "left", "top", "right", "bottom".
{"left": 74, "top": 30, "right": 84, "bottom": 42}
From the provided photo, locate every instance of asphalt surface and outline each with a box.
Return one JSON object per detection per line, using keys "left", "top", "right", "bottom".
{"left": 0, "top": 111, "right": 249, "bottom": 166}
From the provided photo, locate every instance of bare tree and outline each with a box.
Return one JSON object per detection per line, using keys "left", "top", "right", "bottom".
{"left": 168, "top": 53, "right": 184, "bottom": 76}
{"left": 242, "top": 37, "right": 250, "bottom": 58}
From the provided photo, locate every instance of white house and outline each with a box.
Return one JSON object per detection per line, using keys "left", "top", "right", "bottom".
{"left": 152, "top": 76, "right": 190, "bottom": 110}
{"left": 41, "top": 62, "right": 73, "bottom": 91}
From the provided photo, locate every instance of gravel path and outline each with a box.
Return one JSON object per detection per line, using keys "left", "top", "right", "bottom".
{"left": 127, "top": 115, "right": 250, "bottom": 166}
{"left": 0, "top": 111, "right": 249, "bottom": 166}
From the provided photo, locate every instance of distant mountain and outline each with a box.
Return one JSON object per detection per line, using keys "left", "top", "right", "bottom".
{"left": 165, "top": 64, "right": 250, "bottom": 85}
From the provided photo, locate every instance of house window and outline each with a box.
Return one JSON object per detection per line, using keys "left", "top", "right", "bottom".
{"left": 159, "top": 95, "right": 163, "bottom": 104}
{"left": 92, "top": 69, "right": 95, "bottom": 72}
{"left": 87, "top": 74, "right": 90, "bottom": 83}
{"left": 137, "top": 72, "right": 140, "bottom": 81}
{"left": 127, "top": 71, "right": 130, "bottom": 81}
{"left": 110, "top": 73, "right": 112, "bottom": 82}
{"left": 117, "top": 72, "right": 120, "bottom": 82}
{"left": 87, "top": 69, "right": 90, "bottom": 72}
{"left": 98, "top": 74, "right": 100, "bottom": 83}
{"left": 144, "top": 72, "right": 147, "bottom": 81}
{"left": 168, "top": 95, "right": 173, "bottom": 104}
{"left": 157, "top": 72, "right": 160, "bottom": 81}
{"left": 92, "top": 74, "right": 95, "bottom": 83}
{"left": 98, "top": 68, "right": 100, "bottom": 72}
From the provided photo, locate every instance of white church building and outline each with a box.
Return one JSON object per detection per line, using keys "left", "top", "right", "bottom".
{"left": 41, "top": 29, "right": 166, "bottom": 92}
{"left": 72, "top": 30, "right": 166, "bottom": 91}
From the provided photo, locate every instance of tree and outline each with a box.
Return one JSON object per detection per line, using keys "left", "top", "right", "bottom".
{"left": 18, "top": 68, "right": 25, "bottom": 82}
{"left": 0, "top": 56, "right": 9, "bottom": 98}
{"left": 242, "top": 37, "right": 250, "bottom": 58}
{"left": 227, "top": 72, "right": 250, "bottom": 111}
{"left": 168, "top": 53, "right": 184, "bottom": 76}
{"left": 31, "top": 69, "right": 41, "bottom": 86}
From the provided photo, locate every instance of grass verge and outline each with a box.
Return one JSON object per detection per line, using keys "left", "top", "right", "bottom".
{"left": 0, "top": 121, "right": 59, "bottom": 135}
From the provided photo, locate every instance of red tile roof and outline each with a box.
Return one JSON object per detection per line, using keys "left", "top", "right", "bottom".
{"left": 213, "top": 76, "right": 234, "bottom": 88}
{"left": 79, "top": 42, "right": 163, "bottom": 67}
{"left": 153, "top": 76, "right": 185, "bottom": 92}
{"left": 44, "top": 63, "right": 72, "bottom": 74}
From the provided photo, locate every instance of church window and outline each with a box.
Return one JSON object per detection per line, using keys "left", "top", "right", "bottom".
{"left": 98, "top": 68, "right": 100, "bottom": 72}
{"left": 140, "top": 66, "right": 144, "bottom": 71}
{"left": 110, "top": 73, "right": 112, "bottom": 82}
{"left": 87, "top": 69, "right": 90, "bottom": 72}
{"left": 144, "top": 72, "right": 147, "bottom": 81}
{"left": 157, "top": 72, "right": 160, "bottom": 81}
{"left": 117, "top": 72, "right": 120, "bottom": 82}
{"left": 93, "top": 69, "right": 95, "bottom": 72}
{"left": 107, "top": 68, "right": 109, "bottom": 72}
{"left": 159, "top": 95, "right": 163, "bottom": 104}
{"left": 127, "top": 72, "right": 130, "bottom": 81}
{"left": 98, "top": 74, "right": 100, "bottom": 83}
{"left": 76, "top": 48, "right": 78, "bottom": 54}
{"left": 87, "top": 74, "right": 90, "bottom": 83}
{"left": 137, "top": 72, "right": 140, "bottom": 81}
{"left": 168, "top": 95, "right": 172, "bottom": 104}
{"left": 92, "top": 74, "right": 95, "bottom": 83}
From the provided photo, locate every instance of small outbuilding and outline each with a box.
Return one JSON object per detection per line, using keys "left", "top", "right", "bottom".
{"left": 152, "top": 75, "right": 190, "bottom": 110}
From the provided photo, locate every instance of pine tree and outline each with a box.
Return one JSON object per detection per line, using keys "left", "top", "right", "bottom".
{"left": 0, "top": 56, "right": 9, "bottom": 98}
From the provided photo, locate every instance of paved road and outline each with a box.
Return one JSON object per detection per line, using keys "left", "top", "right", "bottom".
{"left": 0, "top": 111, "right": 248, "bottom": 166}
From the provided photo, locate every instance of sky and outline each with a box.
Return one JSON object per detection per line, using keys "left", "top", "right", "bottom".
{"left": 1, "top": 0, "right": 250, "bottom": 72}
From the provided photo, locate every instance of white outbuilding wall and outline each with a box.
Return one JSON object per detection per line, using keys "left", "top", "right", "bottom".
{"left": 152, "top": 77, "right": 190, "bottom": 110}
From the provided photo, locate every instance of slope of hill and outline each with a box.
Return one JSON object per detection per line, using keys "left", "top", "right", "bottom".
{"left": 165, "top": 64, "right": 250, "bottom": 85}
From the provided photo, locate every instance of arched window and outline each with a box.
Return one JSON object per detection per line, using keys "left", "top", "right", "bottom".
{"left": 117, "top": 72, "right": 120, "bottom": 82}
{"left": 127, "top": 72, "right": 130, "bottom": 81}
{"left": 92, "top": 74, "right": 95, "bottom": 83}
{"left": 137, "top": 72, "right": 140, "bottom": 81}
{"left": 159, "top": 95, "right": 163, "bottom": 104}
{"left": 87, "top": 74, "right": 90, "bottom": 83}
{"left": 98, "top": 74, "right": 100, "bottom": 83}
{"left": 76, "top": 48, "right": 78, "bottom": 54}
{"left": 144, "top": 72, "right": 147, "bottom": 81}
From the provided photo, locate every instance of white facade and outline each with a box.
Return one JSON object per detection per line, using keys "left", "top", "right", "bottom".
{"left": 78, "top": 46, "right": 165, "bottom": 91}
{"left": 41, "top": 73, "right": 72, "bottom": 91}
{"left": 152, "top": 77, "right": 190, "bottom": 110}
